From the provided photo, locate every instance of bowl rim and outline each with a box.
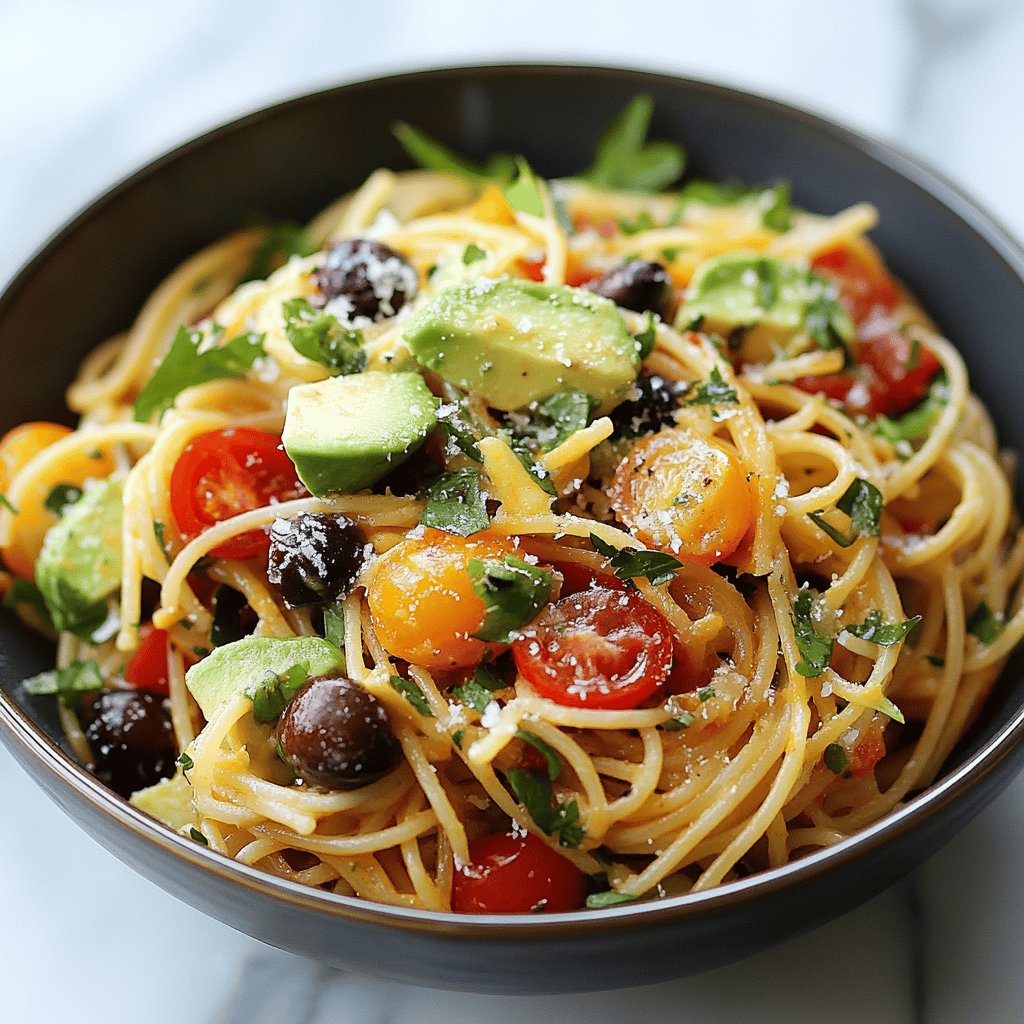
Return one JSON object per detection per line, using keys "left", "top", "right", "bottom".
{"left": 2, "top": 61, "right": 1024, "bottom": 937}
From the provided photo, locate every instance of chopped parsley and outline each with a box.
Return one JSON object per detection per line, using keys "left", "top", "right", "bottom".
{"left": 23, "top": 660, "right": 103, "bottom": 710}
{"left": 808, "top": 477, "right": 883, "bottom": 548}
{"left": 462, "top": 243, "right": 487, "bottom": 265}
{"left": 43, "top": 483, "right": 83, "bottom": 517}
{"left": 281, "top": 297, "right": 366, "bottom": 375}
{"left": 390, "top": 674, "right": 433, "bottom": 717}
{"left": 133, "top": 325, "right": 265, "bottom": 422}
{"left": 589, "top": 532, "right": 682, "bottom": 586}
{"left": 684, "top": 365, "right": 738, "bottom": 408}
{"left": 420, "top": 468, "right": 489, "bottom": 537}
{"left": 505, "top": 767, "right": 584, "bottom": 848}
{"left": 245, "top": 662, "right": 309, "bottom": 723}
{"left": 468, "top": 555, "right": 552, "bottom": 643}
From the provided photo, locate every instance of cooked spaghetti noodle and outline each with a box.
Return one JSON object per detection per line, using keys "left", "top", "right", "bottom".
{"left": 2, "top": 107, "right": 1021, "bottom": 913}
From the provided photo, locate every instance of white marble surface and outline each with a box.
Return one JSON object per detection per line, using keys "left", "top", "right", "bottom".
{"left": 2, "top": 1, "right": 1023, "bottom": 1020}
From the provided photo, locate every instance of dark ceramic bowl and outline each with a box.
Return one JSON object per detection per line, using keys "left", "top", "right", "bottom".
{"left": 2, "top": 65, "right": 1024, "bottom": 995}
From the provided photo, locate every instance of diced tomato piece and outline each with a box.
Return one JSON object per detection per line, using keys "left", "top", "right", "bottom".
{"left": 124, "top": 623, "right": 198, "bottom": 696}
{"left": 812, "top": 245, "right": 899, "bottom": 324}
{"left": 849, "top": 728, "right": 886, "bottom": 777}
{"left": 517, "top": 256, "right": 546, "bottom": 282}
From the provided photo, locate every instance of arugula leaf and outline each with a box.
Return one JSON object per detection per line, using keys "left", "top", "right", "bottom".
{"left": 758, "top": 182, "right": 793, "bottom": 232}
{"left": 684, "top": 366, "right": 738, "bottom": 407}
{"left": 3, "top": 578, "right": 53, "bottom": 628}
{"left": 516, "top": 729, "right": 561, "bottom": 781}
{"left": 241, "top": 221, "right": 316, "bottom": 283}
{"left": 210, "top": 585, "right": 249, "bottom": 648}
{"left": 845, "top": 610, "right": 921, "bottom": 646}
{"left": 633, "top": 312, "right": 658, "bottom": 360}
{"left": 453, "top": 663, "right": 505, "bottom": 713}
{"left": 390, "top": 674, "right": 433, "bottom": 716}
{"left": 323, "top": 602, "right": 346, "bottom": 649}
{"left": 245, "top": 662, "right": 309, "bottom": 723}
{"left": 462, "top": 243, "right": 487, "bottom": 265}
{"left": 791, "top": 589, "right": 833, "bottom": 677}
{"left": 503, "top": 157, "right": 546, "bottom": 217}
{"left": 581, "top": 95, "right": 685, "bottom": 192}
{"left": 808, "top": 477, "right": 883, "bottom": 548}
{"left": 525, "top": 390, "right": 599, "bottom": 451}
{"left": 392, "top": 121, "right": 517, "bottom": 185}
{"left": 44, "top": 483, "right": 83, "bottom": 517}
{"left": 468, "top": 555, "right": 552, "bottom": 643}
{"left": 589, "top": 533, "right": 682, "bottom": 586}
{"left": 586, "top": 891, "right": 639, "bottom": 909}
{"left": 968, "top": 600, "right": 1004, "bottom": 644}
{"left": 134, "top": 325, "right": 265, "bottom": 422}
{"left": 420, "top": 468, "right": 489, "bottom": 537}
{"left": 281, "top": 297, "right": 366, "bottom": 375}
{"left": 23, "top": 660, "right": 103, "bottom": 710}
{"left": 823, "top": 743, "right": 848, "bottom": 775}
{"left": 505, "top": 767, "right": 584, "bottom": 848}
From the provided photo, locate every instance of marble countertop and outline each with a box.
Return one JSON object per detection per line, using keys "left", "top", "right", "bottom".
{"left": 2, "top": 1, "right": 1023, "bottom": 1020}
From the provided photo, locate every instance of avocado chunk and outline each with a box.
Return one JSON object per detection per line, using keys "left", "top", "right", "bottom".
{"left": 185, "top": 635, "right": 345, "bottom": 719}
{"left": 676, "top": 253, "right": 854, "bottom": 361}
{"left": 130, "top": 773, "right": 196, "bottom": 830}
{"left": 403, "top": 278, "right": 639, "bottom": 412}
{"left": 36, "top": 476, "right": 123, "bottom": 636}
{"left": 282, "top": 370, "right": 439, "bottom": 495}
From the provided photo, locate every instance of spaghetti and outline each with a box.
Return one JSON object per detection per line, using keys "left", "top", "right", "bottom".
{"left": 2, "top": 104, "right": 1021, "bottom": 914}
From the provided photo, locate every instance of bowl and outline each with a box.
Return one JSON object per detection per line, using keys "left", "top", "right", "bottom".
{"left": 2, "top": 64, "right": 1024, "bottom": 995}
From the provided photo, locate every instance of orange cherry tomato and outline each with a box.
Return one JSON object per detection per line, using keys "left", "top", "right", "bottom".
{"left": 451, "top": 831, "right": 588, "bottom": 914}
{"left": 366, "top": 529, "right": 519, "bottom": 670}
{"left": 610, "top": 429, "right": 757, "bottom": 566}
{"left": 513, "top": 586, "right": 674, "bottom": 709}
{"left": 169, "top": 428, "right": 305, "bottom": 560}
{"left": 0, "top": 421, "right": 72, "bottom": 492}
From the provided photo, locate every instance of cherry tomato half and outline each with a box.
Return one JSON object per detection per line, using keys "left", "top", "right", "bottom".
{"left": 550, "top": 560, "right": 628, "bottom": 598}
{"left": 513, "top": 586, "right": 674, "bottom": 709}
{"left": 451, "top": 830, "right": 587, "bottom": 914}
{"left": 170, "top": 428, "right": 305, "bottom": 560}
{"left": 812, "top": 245, "right": 899, "bottom": 325}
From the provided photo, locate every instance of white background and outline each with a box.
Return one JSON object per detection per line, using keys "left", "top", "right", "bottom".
{"left": 1, "top": 1, "right": 1023, "bottom": 1021}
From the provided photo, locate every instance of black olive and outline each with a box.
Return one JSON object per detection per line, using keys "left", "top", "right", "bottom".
{"left": 584, "top": 259, "right": 671, "bottom": 316}
{"left": 609, "top": 373, "right": 686, "bottom": 438}
{"left": 312, "top": 238, "right": 417, "bottom": 321}
{"left": 83, "top": 690, "right": 177, "bottom": 798}
{"left": 267, "top": 512, "right": 368, "bottom": 607}
{"left": 276, "top": 676, "right": 400, "bottom": 789}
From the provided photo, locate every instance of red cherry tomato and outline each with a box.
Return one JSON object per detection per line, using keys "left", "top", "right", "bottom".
{"left": 812, "top": 245, "right": 899, "bottom": 324}
{"left": 516, "top": 256, "right": 546, "bottom": 282}
{"left": 550, "top": 560, "right": 628, "bottom": 598}
{"left": 451, "top": 831, "right": 587, "bottom": 914}
{"left": 513, "top": 586, "right": 674, "bottom": 710}
{"left": 124, "top": 623, "right": 198, "bottom": 696}
{"left": 170, "top": 428, "right": 305, "bottom": 559}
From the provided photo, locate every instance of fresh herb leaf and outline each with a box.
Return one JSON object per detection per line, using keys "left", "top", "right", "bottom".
{"left": 241, "top": 222, "right": 316, "bottom": 283}
{"left": 392, "top": 121, "right": 517, "bottom": 185}
{"left": 323, "top": 602, "right": 346, "bottom": 649}
{"left": 436, "top": 397, "right": 485, "bottom": 462}
{"left": 451, "top": 728, "right": 465, "bottom": 749}
{"left": 804, "top": 280, "right": 853, "bottom": 351}
{"left": 823, "top": 743, "right": 848, "bottom": 774}
{"left": 586, "top": 891, "right": 639, "bottom": 909}
{"left": 660, "top": 246, "right": 682, "bottom": 263}
{"left": 791, "top": 589, "right": 834, "bottom": 677}
{"left": 904, "top": 338, "right": 921, "bottom": 372}
{"left": 462, "top": 243, "right": 487, "bottom": 265}
{"left": 845, "top": 610, "right": 921, "bottom": 646}
{"left": 662, "top": 710, "right": 695, "bottom": 730}
{"left": 390, "top": 674, "right": 433, "bottom": 717}
{"left": 23, "top": 660, "right": 103, "bottom": 709}
{"left": 873, "top": 382, "right": 946, "bottom": 447}
{"left": 210, "top": 585, "right": 249, "bottom": 648}
{"left": 420, "top": 468, "right": 489, "bottom": 537}
{"left": 188, "top": 826, "right": 209, "bottom": 846}
{"left": 452, "top": 664, "right": 504, "bottom": 713}
{"left": 925, "top": 654, "right": 946, "bottom": 667}
{"left": 177, "top": 751, "right": 194, "bottom": 777}
{"left": 528, "top": 390, "right": 599, "bottom": 451}
{"left": 758, "top": 182, "right": 793, "bottom": 232}
{"left": 503, "top": 157, "right": 546, "bottom": 217}
{"left": 43, "top": 483, "right": 83, "bottom": 517}
{"left": 505, "top": 767, "right": 584, "bottom": 848}
{"left": 134, "top": 325, "right": 265, "bottom": 422}
{"left": 516, "top": 729, "right": 561, "bottom": 781}
{"left": 618, "top": 210, "right": 656, "bottom": 235}
{"left": 808, "top": 477, "right": 883, "bottom": 547}
{"left": 581, "top": 95, "right": 685, "bottom": 192}
{"left": 469, "top": 555, "right": 552, "bottom": 643}
{"left": 0, "top": 492, "right": 17, "bottom": 514}
{"left": 245, "top": 662, "right": 309, "bottom": 723}
{"left": 968, "top": 600, "right": 1004, "bottom": 644}
{"left": 281, "top": 297, "right": 366, "bottom": 375}
{"left": 684, "top": 365, "right": 738, "bottom": 407}
{"left": 697, "top": 685, "right": 715, "bottom": 702}
{"left": 589, "top": 533, "right": 682, "bottom": 586}
{"left": 153, "top": 521, "right": 171, "bottom": 564}
{"left": 510, "top": 443, "right": 557, "bottom": 497}
{"left": 3, "top": 578, "right": 53, "bottom": 628}
{"left": 633, "top": 312, "right": 657, "bottom": 360}
{"left": 870, "top": 695, "right": 906, "bottom": 724}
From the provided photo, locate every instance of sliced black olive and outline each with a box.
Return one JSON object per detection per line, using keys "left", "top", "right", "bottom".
{"left": 267, "top": 512, "right": 368, "bottom": 607}
{"left": 312, "top": 238, "right": 417, "bottom": 321}
{"left": 584, "top": 259, "right": 671, "bottom": 317}
{"left": 276, "top": 675, "right": 400, "bottom": 789}
{"left": 83, "top": 690, "right": 177, "bottom": 798}
{"left": 609, "top": 373, "right": 686, "bottom": 438}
